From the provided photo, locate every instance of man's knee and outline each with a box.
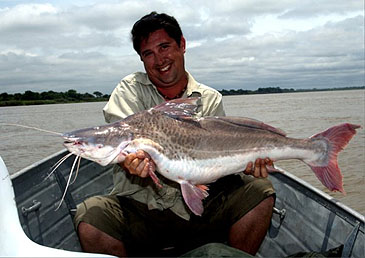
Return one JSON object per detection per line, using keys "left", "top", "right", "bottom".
{"left": 241, "top": 176, "right": 275, "bottom": 194}
{"left": 78, "top": 221, "right": 127, "bottom": 256}
{"left": 74, "top": 196, "right": 112, "bottom": 229}
{"left": 254, "top": 195, "right": 275, "bottom": 215}
{"left": 74, "top": 195, "right": 125, "bottom": 243}
{"left": 263, "top": 195, "right": 275, "bottom": 206}
{"left": 78, "top": 222, "right": 101, "bottom": 242}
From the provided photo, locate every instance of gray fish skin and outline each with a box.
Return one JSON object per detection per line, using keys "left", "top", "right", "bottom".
{"left": 62, "top": 98, "right": 360, "bottom": 216}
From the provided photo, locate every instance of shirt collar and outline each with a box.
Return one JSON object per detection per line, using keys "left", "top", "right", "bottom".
{"left": 185, "top": 72, "right": 200, "bottom": 97}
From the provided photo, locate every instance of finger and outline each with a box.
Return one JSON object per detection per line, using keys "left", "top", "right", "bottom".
{"left": 254, "top": 159, "right": 260, "bottom": 178}
{"left": 265, "top": 157, "right": 273, "bottom": 166}
{"left": 260, "top": 159, "right": 268, "bottom": 178}
{"left": 143, "top": 151, "right": 152, "bottom": 160}
{"left": 136, "top": 150, "right": 147, "bottom": 159}
{"left": 139, "top": 159, "right": 150, "bottom": 178}
{"left": 135, "top": 157, "right": 146, "bottom": 172}
{"left": 128, "top": 158, "right": 143, "bottom": 174}
{"left": 136, "top": 159, "right": 150, "bottom": 178}
{"left": 124, "top": 153, "right": 137, "bottom": 167}
{"left": 245, "top": 162, "right": 253, "bottom": 174}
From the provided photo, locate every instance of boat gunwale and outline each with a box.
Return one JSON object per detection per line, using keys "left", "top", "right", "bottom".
{"left": 270, "top": 167, "right": 364, "bottom": 227}
{"left": 10, "top": 149, "right": 67, "bottom": 181}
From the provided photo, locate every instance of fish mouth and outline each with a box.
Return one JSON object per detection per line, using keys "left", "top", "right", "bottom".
{"left": 62, "top": 132, "right": 80, "bottom": 143}
{"left": 63, "top": 139, "right": 73, "bottom": 144}
{"left": 63, "top": 138, "right": 84, "bottom": 149}
{"left": 63, "top": 139, "right": 80, "bottom": 145}
{"left": 62, "top": 134, "right": 89, "bottom": 152}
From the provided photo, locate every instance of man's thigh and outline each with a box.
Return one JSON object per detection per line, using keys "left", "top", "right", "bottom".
{"left": 201, "top": 174, "right": 275, "bottom": 226}
{"left": 74, "top": 195, "right": 128, "bottom": 243}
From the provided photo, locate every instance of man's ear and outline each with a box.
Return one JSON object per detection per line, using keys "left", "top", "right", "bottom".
{"left": 180, "top": 36, "right": 186, "bottom": 53}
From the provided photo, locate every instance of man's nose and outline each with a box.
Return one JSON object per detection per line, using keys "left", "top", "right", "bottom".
{"left": 154, "top": 52, "right": 165, "bottom": 65}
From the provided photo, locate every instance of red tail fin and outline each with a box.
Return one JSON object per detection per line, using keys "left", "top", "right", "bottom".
{"left": 308, "top": 123, "right": 360, "bottom": 194}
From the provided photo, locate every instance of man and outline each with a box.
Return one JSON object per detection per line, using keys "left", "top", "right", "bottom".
{"left": 74, "top": 12, "right": 275, "bottom": 257}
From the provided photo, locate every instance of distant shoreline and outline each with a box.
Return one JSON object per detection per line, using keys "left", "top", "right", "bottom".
{"left": 0, "top": 86, "right": 364, "bottom": 107}
{"left": 0, "top": 89, "right": 109, "bottom": 107}
{"left": 218, "top": 86, "right": 365, "bottom": 96}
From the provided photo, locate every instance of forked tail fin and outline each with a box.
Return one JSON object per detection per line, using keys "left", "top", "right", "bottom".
{"left": 308, "top": 123, "right": 361, "bottom": 194}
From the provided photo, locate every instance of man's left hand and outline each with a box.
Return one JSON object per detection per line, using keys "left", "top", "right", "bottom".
{"left": 244, "top": 158, "right": 273, "bottom": 178}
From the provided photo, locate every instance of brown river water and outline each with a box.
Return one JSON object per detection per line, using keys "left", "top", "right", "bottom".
{"left": 0, "top": 90, "right": 364, "bottom": 214}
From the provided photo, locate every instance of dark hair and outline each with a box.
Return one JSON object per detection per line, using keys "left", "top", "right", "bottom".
{"left": 131, "top": 12, "right": 183, "bottom": 55}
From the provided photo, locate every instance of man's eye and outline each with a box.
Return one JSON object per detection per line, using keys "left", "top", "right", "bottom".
{"left": 143, "top": 52, "right": 152, "bottom": 57}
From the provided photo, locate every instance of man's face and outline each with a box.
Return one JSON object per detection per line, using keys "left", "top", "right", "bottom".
{"left": 139, "top": 29, "right": 186, "bottom": 89}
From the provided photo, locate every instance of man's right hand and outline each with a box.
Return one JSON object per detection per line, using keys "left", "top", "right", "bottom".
{"left": 121, "top": 150, "right": 155, "bottom": 178}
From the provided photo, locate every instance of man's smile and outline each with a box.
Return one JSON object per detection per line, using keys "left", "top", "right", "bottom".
{"left": 159, "top": 64, "right": 171, "bottom": 72}
{"left": 157, "top": 63, "right": 172, "bottom": 73}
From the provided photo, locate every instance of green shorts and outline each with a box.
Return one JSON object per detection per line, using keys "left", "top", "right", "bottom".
{"left": 74, "top": 175, "right": 275, "bottom": 256}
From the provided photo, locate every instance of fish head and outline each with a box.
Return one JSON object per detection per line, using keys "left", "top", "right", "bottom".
{"left": 62, "top": 121, "right": 133, "bottom": 166}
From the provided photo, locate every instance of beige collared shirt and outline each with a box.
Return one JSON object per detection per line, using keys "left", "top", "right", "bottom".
{"left": 103, "top": 71, "right": 225, "bottom": 220}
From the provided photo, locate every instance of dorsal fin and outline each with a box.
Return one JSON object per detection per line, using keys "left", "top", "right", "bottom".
{"left": 151, "top": 97, "right": 199, "bottom": 118}
{"left": 149, "top": 98, "right": 284, "bottom": 135}
{"left": 202, "top": 116, "right": 286, "bottom": 136}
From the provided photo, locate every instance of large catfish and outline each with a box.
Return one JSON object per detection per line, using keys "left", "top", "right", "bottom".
{"left": 62, "top": 98, "right": 360, "bottom": 216}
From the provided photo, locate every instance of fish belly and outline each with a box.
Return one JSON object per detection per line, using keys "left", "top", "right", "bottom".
{"left": 151, "top": 145, "right": 317, "bottom": 185}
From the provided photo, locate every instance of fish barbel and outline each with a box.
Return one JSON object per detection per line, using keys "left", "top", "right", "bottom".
{"left": 62, "top": 98, "right": 360, "bottom": 216}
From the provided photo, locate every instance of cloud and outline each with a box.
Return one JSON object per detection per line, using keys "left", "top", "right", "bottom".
{"left": 0, "top": 50, "right": 143, "bottom": 93}
{"left": 278, "top": 0, "right": 363, "bottom": 18}
{"left": 186, "top": 14, "right": 364, "bottom": 90}
{"left": 0, "top": 0, "right": 363, "bottom": 94}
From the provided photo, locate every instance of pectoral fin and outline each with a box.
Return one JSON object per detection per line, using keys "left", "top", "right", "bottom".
{"left": 180, "top": 181, "right": 209, "bottom": 216}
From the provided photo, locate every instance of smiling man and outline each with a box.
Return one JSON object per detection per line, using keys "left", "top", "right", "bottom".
{"left": 74, "top": 12, "right": 275, "bottom": 257}
{"left": 140, "top": 29, "right": 187, "bottom": 98}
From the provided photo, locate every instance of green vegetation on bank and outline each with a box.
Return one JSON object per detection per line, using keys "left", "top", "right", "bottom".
{"left": 0, "top": 89, "right": 110, "bottom": 107}
{"left": 0, "top": 86, "right": 364, "bottom": 107}
{"left": 219, "top": 86, "right": 365, "bottom": 96}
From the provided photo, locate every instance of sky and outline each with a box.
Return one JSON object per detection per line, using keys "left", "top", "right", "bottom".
{"left": 0, "top": 0, "right": 364, "bottom": 94}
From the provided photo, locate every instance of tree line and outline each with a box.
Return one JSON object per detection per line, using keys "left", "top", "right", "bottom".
{"left": 219, "top": 87, "right": 295, "bottom": 95}
{"left": 0, "top": 89, "right": 110, "bottom": 106}
{"left": 218, "top": 86, "right": 364, "bottom": 96}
